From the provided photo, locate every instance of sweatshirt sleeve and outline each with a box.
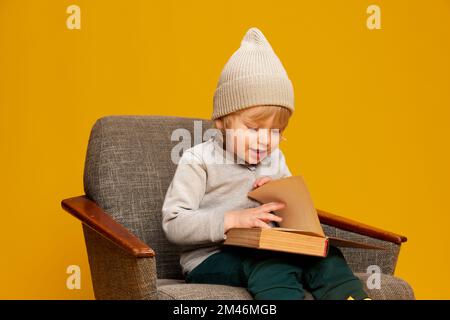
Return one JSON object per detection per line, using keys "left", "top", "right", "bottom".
{"left": 161, "top": 150, "right": 226, "bottom": 246}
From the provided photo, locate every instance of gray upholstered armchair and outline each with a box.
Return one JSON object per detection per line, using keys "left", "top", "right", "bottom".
{"left": 61, "top": 115, "right": 414, "bottom": 300}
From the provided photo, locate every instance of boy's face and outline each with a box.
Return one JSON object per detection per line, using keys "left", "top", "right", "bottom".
{"left": 215, "top": 110, "right": 284, "bottom": 165}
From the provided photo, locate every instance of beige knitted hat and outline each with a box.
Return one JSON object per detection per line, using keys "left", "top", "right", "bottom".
{"left": 212, "top": 27, "right": 294, "bottom": 120}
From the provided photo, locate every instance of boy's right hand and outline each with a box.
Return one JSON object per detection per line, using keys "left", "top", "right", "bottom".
{"left": 224, "top": 202, "right": 285, "bottom": 232}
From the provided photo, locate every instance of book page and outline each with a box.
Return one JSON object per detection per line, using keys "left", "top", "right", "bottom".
{"left": 248, "top": 176, "right": 325, "bottom": 237}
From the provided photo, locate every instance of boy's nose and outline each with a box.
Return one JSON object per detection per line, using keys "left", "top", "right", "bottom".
{"left": 257, "top": 129, "right": 270, "bottom": 145}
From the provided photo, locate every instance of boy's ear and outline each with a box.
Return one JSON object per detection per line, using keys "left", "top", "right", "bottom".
{"left": 214, "top": 119, "right": 224, "bottom": 130}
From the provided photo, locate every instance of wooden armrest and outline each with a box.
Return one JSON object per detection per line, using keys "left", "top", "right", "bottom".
{"left": 61, "top": 195, "right": 155, "bottom": 258}
{"left": 317, "top": 209, "right": 407, "bottom": 245}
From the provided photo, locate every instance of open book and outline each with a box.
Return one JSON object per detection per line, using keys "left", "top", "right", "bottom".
{"left": 223, "top": 176, "right": 384, "bottom": 257}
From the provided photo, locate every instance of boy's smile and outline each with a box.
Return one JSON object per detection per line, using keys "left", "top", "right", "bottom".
{"left": 249, "top": 147, "right": 267, "bottom": 163}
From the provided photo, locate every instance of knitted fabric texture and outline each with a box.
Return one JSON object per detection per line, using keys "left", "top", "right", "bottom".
{"left": 212, "top": 27, "right": 295, "bottom": 120}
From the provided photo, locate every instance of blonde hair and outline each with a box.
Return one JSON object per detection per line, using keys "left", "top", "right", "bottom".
{"left": 213, "top": 105, "right": 292, "bottom": 132}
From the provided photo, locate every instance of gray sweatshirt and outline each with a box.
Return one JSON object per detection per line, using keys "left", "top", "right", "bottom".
{"left": 161, "top": 131, "right": 292, "bottom": 276}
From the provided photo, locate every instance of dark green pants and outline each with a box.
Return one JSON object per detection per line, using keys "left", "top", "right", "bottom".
{"left": 185, "top": 245, "right": 368, "bottom": 300}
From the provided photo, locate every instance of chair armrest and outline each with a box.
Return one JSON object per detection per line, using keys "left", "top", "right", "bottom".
{"left": 61, "top": 195, "right": 155, "bottom": 258}
{"left": 317, "top": 209, "right": 407, "bottom": 245}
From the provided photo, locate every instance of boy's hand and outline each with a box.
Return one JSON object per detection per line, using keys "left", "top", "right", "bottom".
{"left": 252, "top": 176, "right": 272, "bottom": 189}
{"left": 224, "top": 202, "right": 285, "bottom": 232}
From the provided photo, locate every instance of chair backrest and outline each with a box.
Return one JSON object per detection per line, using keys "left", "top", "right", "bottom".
{"left": 83, "top": 115, "right": 214, "bottom": 279}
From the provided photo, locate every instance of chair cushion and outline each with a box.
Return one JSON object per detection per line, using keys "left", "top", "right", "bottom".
{"left": 156, "top": 273, "right": 414, "bottom": 300}
{"left": 355, "top": 273, "right": 415, "bottom": 300}
{"left": 157, "top": 279, "right": 253, "bottom": 300}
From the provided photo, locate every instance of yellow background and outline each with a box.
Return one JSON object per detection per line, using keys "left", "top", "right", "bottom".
{"left": 1, "top": 0, "right": 449, "bottom": 299}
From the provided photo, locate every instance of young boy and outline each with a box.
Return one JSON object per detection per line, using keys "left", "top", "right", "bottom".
{"left": 162, "top": 27, "right": 370, "bottom": 300}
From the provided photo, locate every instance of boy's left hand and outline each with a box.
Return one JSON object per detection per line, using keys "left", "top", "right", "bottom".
{"left": 252, "top": 176, "right": 272, "bottom": 189}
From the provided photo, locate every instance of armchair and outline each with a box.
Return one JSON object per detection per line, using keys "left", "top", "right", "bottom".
{"left": 61, "top": 115, "right": 414, "bottom": 300}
